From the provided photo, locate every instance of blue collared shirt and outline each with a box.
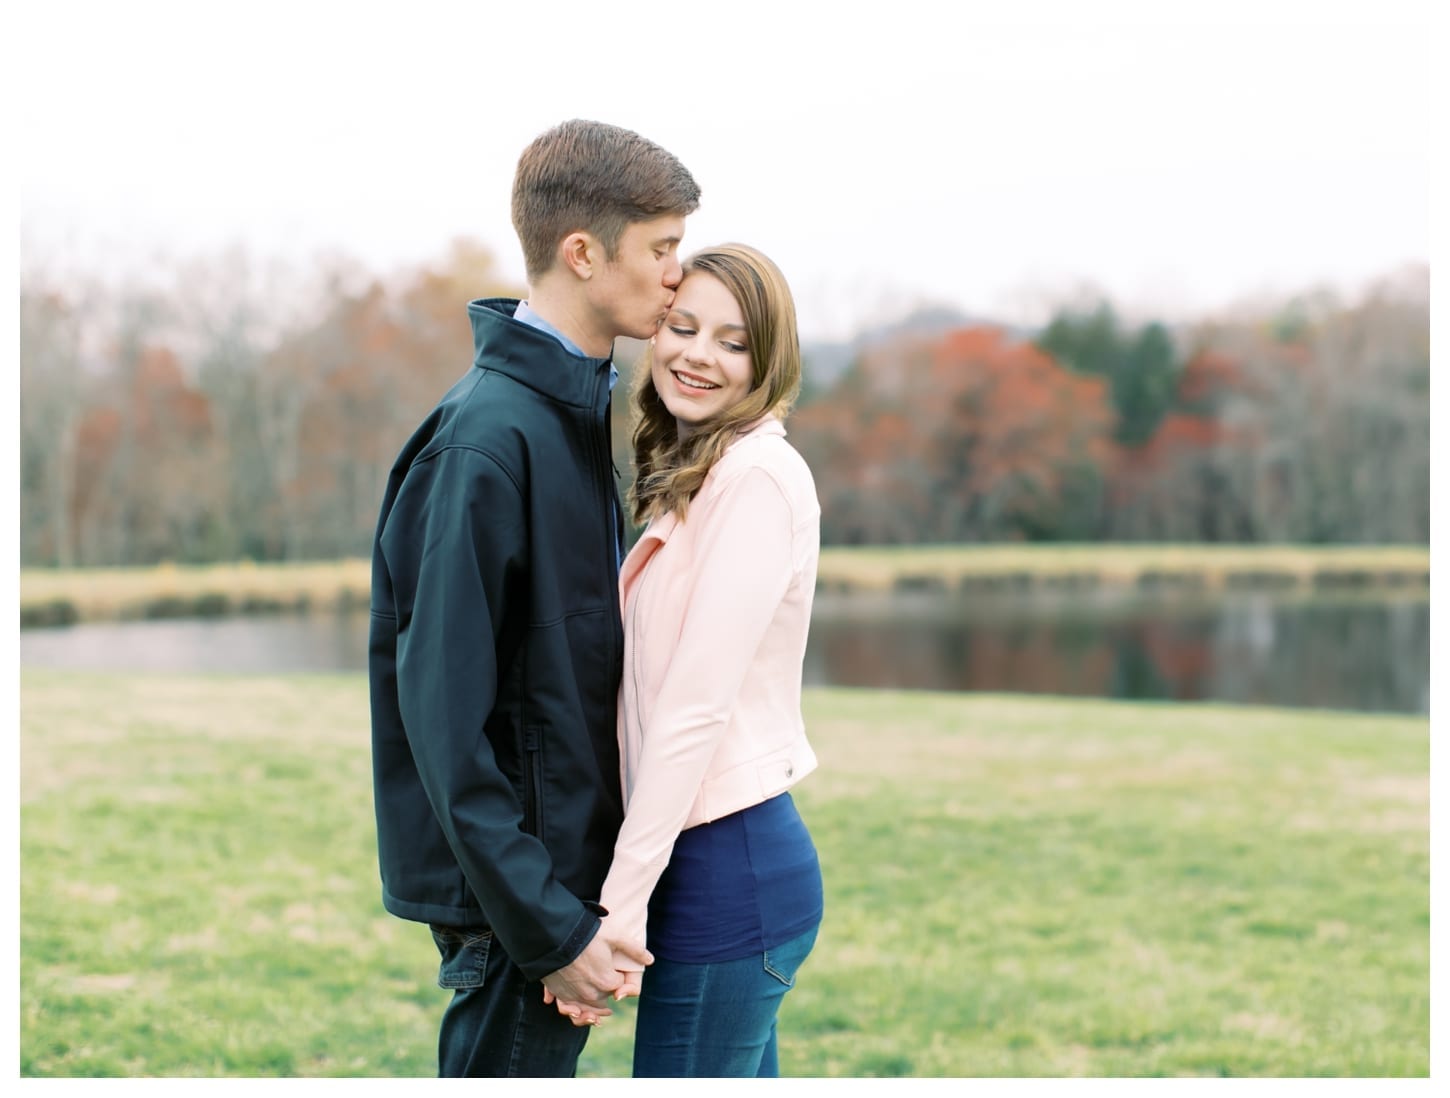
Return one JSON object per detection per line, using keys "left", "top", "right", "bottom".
{"left": 514, "top": 300, "right": 618, "bottom": 391}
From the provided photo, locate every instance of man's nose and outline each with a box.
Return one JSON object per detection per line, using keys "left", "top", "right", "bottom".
{"left": 663, "top": 255, "right": 683, "bottom": 289}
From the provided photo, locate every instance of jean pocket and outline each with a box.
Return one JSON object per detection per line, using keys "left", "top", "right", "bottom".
{"left": 762, "top": 925, "right": 819, "bottom": 988}
{"left": 430, "top": 925, "right": 493, "bottom": 990}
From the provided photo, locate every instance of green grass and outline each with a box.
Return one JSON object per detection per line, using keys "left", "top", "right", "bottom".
{"left": 19, "top": 671, "right": 1428, "bottom": 1077}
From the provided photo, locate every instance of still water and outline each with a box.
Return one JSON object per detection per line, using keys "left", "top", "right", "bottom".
{"left": 19, "top": 590, "right": 1428, "bottom": 715}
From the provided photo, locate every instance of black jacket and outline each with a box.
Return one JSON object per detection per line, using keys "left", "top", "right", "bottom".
{"left": 369, "top": 298, "right": 626, "bottom": 982}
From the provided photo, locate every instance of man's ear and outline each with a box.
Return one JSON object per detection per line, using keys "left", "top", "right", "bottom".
{"left": 559, "top": 231, "right": 599, "bottom": 281}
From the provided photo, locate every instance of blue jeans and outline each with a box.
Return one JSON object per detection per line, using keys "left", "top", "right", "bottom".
{"left": 631, "top": 925, "right": 819, "bottom": 1077}
{"left": 429, "top": 925, "right": 590, "bottom": 1077}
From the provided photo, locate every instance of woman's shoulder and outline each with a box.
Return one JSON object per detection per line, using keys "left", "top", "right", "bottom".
{"left": 710, "top": 420, "right": 818, "bottom": 506}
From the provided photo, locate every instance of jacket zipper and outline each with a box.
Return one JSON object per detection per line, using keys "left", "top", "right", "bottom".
{"left": 598, "top": 372, "right": 623, "bottom": 670}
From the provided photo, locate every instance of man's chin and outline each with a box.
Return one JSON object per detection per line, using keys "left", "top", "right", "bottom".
{"left": 622, "top": 321, "right": 660, "bottom": 342}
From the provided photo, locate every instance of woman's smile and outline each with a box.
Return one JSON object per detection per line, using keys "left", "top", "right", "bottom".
{"left": 671, "top": 369, "right": 721, "bottom": 391}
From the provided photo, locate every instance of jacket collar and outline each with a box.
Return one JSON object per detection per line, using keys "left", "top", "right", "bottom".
{"left": 467, "top": 297, "right": 614, "bottom": 410}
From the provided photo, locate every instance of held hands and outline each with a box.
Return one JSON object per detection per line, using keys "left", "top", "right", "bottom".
{"left": 541, "top": 936, "right": 652, "bottom": 1027}
{"left": 542, "top": 968, "right": 643, "bottom": 1027}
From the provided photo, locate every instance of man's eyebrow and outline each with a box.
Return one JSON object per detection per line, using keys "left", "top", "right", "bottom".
{"left": 654, "top": 234, "right": 682, "bottom": 247}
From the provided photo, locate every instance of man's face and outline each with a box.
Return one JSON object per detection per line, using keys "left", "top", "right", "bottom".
{"left": 590, "top": 214, "right": 686, "bottom": 342}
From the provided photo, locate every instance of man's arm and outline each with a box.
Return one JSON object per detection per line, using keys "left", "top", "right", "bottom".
{"left": 381, "top": 446, "right": 599, "bottom": 982}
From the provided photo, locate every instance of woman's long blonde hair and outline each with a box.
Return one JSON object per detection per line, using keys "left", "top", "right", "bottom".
{"left": 629, "top": 243, "right": 802, "bottom": 524}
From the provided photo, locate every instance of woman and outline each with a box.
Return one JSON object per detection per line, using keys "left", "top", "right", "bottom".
{"left": 554, "top": 243, "right": 824, "bottom": 1076}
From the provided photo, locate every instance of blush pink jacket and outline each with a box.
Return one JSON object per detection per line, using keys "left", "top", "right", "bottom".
{"left": 597, "top": 415, "right": 821, "bottom": 958}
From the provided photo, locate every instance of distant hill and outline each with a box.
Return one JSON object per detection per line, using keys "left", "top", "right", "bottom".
{"left": 801, "top": 305, "right": 1033, "bottom": 393}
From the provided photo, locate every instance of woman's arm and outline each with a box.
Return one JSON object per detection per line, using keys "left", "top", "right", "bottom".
{"left": 598, "top": 465, "right": 800, "bottom": 959}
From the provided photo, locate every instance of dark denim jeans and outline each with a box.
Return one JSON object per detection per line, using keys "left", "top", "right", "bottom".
{"left": 631, "top": 925, "right": 819, "bottom": 1078}
{"left": 429, "top": 925, "right": 590, "bottom": 1077}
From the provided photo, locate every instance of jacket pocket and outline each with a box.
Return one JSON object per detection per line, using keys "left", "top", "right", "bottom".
{"left": 757, "top": 756, "right": 799, "bottom": 800}
{"left": 523, "top": 726, "right": 543, "bottom": 838}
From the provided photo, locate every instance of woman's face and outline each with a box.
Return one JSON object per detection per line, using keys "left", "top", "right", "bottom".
{"left": 650, "top": 271, "right": 754, "bottom": 439}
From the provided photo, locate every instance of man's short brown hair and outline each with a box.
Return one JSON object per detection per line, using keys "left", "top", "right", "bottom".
{"left": 511, "top": 119, "right": 701, "bottom": 281}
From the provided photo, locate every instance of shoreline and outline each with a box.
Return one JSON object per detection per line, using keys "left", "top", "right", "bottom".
{"left": 19, "top": 544, "right": 1430, "bottom": 627}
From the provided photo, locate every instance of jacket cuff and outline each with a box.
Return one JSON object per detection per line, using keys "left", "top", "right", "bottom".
{"left": 517, "top": 906, "right": 601, "bottom": 983}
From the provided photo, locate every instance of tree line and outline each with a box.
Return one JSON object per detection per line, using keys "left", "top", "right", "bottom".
{"left": 18, "top": 241, "right": 1428, "bottom": 568}
{"left": 794, "top": 269, "right": 1428, "bottom": 546}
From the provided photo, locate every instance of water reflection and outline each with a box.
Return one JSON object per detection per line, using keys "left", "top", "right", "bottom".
{"left": 19, "top": 590, "right": 1429, "bottom": 714}
{"left": 800, "top": 590, "right": 1428, "bottom": 714}
{"left": 19, "top": 613, "right": 372, "bottom": 675}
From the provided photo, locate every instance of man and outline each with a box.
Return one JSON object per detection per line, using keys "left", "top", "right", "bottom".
{"left": 369, "top": 119, "right": 700, "bottom": 1077}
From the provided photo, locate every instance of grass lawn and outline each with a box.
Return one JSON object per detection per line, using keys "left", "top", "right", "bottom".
{"left": 18, "top": 671, "right": 1428, "bottom": 1077}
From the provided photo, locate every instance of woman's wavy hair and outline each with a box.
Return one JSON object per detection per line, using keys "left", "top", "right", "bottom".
{"left": 629, "top": 243, "right": 802, "bottom": 524}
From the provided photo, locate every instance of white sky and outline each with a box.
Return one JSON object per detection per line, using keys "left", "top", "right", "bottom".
{"left": 14, "top": 0, "right": 1434, "bottom": 341}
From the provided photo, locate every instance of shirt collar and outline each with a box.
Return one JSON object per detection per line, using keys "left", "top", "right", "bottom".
{"left": 515, "top": 300, "right": 618, "bottom": 390}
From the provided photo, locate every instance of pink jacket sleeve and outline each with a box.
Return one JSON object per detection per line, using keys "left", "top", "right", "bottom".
{"left": 598, "top": 466, "right": 798, "bottom": 960}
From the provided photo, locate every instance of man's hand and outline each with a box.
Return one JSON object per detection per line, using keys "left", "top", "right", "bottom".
{"left": 540, "top": 934, "right": 619, "bottom": 1012}
{"left": 541, "top": 936, "right": 653, "bottom": 1025}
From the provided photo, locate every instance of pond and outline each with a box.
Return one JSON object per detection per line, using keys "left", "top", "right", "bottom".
{"left": 19, "top": 589, "right": 1428, "bottom": 715}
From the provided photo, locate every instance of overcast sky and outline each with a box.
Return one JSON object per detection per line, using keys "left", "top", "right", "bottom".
{"left": 15, "top": 0, "right": 1433, "bottom": 340}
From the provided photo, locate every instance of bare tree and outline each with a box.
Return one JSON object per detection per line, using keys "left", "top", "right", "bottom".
{"left": 18, "top": 281, "right": 84, "bottom": 566}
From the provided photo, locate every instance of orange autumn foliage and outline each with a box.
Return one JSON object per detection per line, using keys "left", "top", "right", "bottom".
{"left": 793, "top": 325, "right": 1115, "bottom": 542}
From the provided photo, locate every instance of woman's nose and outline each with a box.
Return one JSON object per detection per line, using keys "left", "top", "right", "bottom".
{"left": 684, "top": 336, "right": 713, "bottom": 364}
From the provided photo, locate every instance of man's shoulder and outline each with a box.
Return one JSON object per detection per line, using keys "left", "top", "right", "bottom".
{"left": 419, "top": 363, "right": 592, "bottom": 485}
{"left": 444, "top": 353, "right": 559, "bottom": 419}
